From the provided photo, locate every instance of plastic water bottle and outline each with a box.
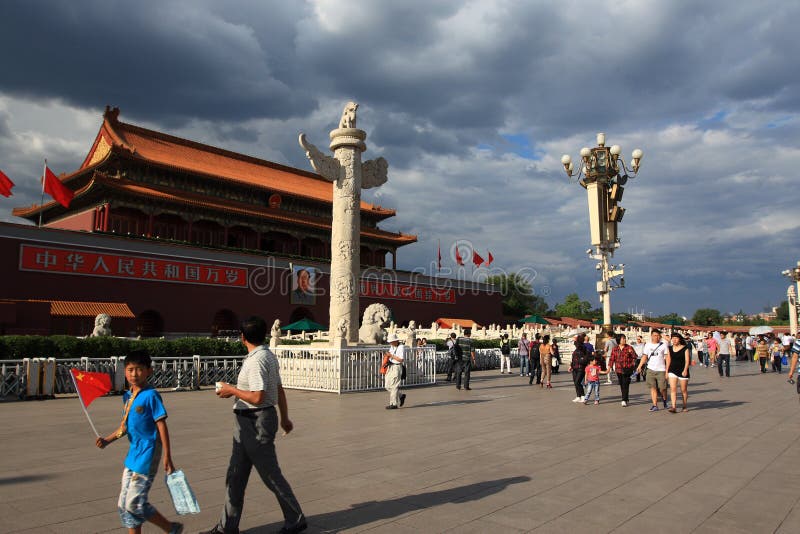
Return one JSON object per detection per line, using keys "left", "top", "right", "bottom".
{"left": 165, "top": 469, "right": 200, "bottom": 515}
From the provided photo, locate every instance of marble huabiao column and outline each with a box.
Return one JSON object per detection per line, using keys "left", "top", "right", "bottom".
{"left": 299, "top": 102, "right": 388, "bottom": 345}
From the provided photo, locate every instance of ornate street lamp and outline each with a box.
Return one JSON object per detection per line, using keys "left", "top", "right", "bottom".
{"left": 561, "top": 133, "right": 643, "bottom": 337}
{"left": 782, "top": 261, "right": 800, "bottom": 336}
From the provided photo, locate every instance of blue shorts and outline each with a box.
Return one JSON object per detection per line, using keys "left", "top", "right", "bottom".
{"left": 118, "top": 468, "right": 157, "bottom": 528}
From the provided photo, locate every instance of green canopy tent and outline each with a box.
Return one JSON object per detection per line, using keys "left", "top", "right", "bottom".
{"left": 519, "top": 315, "right": 550, "bottom": 325}
{"left": 592, "top": 318, "right": 625, "bottom": 325}
{"left": 280, "top": 318, "right": 327, "bottom": 332}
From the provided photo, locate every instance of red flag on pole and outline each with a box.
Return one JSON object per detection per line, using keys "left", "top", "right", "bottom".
{"left": 43, "top": 165, "right": 74, "bottom": 208}
{"left": 0, "top": 169, "right": 14, "bottom": 197}
{"left": 472, "top": 250, "right": 484, "bottom": 266}
{"left": 455, "top": 246, "right": 464, "bottom": 266}
{"left": 485, "top": 251, "right": 494, "bottom": 267}
{"left": 70, "top": 368, "right": 112, "bottom": 407}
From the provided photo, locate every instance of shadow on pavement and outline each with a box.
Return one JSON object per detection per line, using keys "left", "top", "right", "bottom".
{"left": 0, "top": 473, "right": 55, "bottom": 485}
{"left": 685, "top": 399, "right": 748, "bottom": 411}
{"left": 246, "top": 476, "right": 531, "bottom": 533}
{"left": 406, "top": 399, "right": 492, "bottom": 409}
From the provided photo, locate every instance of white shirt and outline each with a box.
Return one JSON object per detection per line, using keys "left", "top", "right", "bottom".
{"left": 643, "top": 341, "right": 668, "bottom": 372}
{"left": 782, "top": 334, "right": 794, "bottom": 346}
{"left": 745, "top": 336, "right": 753, "bottom": 350}
{"left": 390, "top": 343, "right": 405, "bottom": 364}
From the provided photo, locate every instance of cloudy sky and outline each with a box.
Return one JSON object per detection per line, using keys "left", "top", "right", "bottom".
{"left": 1, "top": 0, "right": 798, "bottom": 318}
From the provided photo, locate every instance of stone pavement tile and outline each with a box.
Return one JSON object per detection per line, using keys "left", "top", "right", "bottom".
{"left": 775, "top": 499, "right": 800, "bottom": 534}
{"left": 547, "top": 491, "right": 654, "bottom": 531}
{"left": 706, "top": 488, "right": 796, "bottom": 532}
{"left": 481, "top": 494, "right": 582, "bottom": 531}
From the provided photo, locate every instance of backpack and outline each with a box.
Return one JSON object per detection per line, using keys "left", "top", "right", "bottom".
{"left": 500, "top": 340, "right": 510, "bottom": 355}
{"left": 449, "top": 341, "right": 463, "bottom": 361}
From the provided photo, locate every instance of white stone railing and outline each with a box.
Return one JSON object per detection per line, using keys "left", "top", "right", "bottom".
{"left": 1, "top": 346, "right": 438, "bottom": 399}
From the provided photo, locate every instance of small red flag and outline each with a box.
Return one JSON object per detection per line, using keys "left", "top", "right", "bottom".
{"left": 0, "top": 169, "right": 14, "bottom": 197}
{"left": 43, "top": 165, "right": 74, "bottom": 208}
{"left": 485, "top": 251, "right": 494, "bottom": 267}
{"left": 455, "top": 246, "right": 464, "bottom": 266}
{"left": 472, "top": 250, "right": 484, "bottom": 266}
{"left": 70, "top": 368, "right": 112, "bottom": 407}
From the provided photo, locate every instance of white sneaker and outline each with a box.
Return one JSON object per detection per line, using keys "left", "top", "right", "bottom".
{"left": 572, "top": 396, "right": 582, "bottom": 403}
{"left": 621, "top": 401, "right": 627, "bottom": 407}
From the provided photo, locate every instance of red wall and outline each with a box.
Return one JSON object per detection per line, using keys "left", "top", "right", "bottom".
{"left": 0, "top": 224, "right": 502, "bottom": 336}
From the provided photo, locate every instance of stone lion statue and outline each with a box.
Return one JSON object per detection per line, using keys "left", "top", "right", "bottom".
{"left": 358, "top": 303, "right": 391, "bottom": 344}
{"left": 338, "top": 101, "right": 358, "bottom": 129}
{"left": 91, "top": 313, "right": 112, "bottom": 337}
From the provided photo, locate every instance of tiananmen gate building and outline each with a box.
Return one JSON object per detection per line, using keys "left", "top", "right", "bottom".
{"left": 0, "top": 108, "right": 501, "bottom": 336}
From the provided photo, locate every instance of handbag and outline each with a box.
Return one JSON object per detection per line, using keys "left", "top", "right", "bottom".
{"left": 551, "top": 356, "right": 558, "bottom": 368}
{"left": 401, "top": 364, "right": 407, "bottom": 380}
{"left": 380, "top": 353, "right": 391, "bottom": 375}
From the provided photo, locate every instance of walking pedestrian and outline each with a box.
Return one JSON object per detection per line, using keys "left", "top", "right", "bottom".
{"left": 755, "top": 335, "right": 769, "bottom": 374}
{"left": 603, "top": 334, "right": 618, "bottom": 385}
{"left": 569, "top": 339, "right": 590, "bottom": 403}
{"left": 202, "top": 316, "right": 306, "bottom": 534}
{"left": 636, "top": 329, "right": 669, "bottom": 412}
{"left": 445, "top": 332, "right": 458, "bottom": 381}
{"left": 583, "top": 355, "right": 609, "bottom": 404}
{"left": 518, "top": 333, "right": 531, "bottom": 377}
{"left": 384, "top": 333, "right": 406, "bottom": 409}
{"left": 608, "top": 334, "right": 638, "bottom": 407}
{"left": 530, "top": 333, "right": 542, "bottom": 383}
{"left": 706, "top": 333, "right": 718, "bottom": 367}
{"left": 95, "top": 350, "right": 184, "bottom": 534}
{"left": 717, "top": 331, "right": 732, "bottom": 377}
{"left": 770, "top": 337, "right": 784, "bottom": 373}
{"left": 499, "top": 333, "right": 512, "bottom": 374}
{"left": 539, "top": 335, "right": 553, "bottom": 389}
{"left": 454, "top": 329, "right": 476, "bottom": 390}
{"left": 665, "top": 333, "right": 690, "bottom": 413}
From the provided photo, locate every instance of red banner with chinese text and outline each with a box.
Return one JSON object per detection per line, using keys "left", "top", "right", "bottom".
{"left": 19, "top": 245, "right": 248, "bottom": 288}
{"left": 360, "top": 280, "right": 456, "bottom": 304}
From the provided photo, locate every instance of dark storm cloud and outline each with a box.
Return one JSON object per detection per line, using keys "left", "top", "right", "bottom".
{"left": 0, "top": 0, "right": 799, "bottom": 316}
{"left": 0, "top": 0, "right": 316, "bottom": 124}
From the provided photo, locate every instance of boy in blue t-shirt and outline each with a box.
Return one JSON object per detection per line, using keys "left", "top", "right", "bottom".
{"left": 96, "top": 350, "right": 183, "bottom": 534}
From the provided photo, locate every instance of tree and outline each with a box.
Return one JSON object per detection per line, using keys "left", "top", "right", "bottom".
{"left": 487, "top": 273, "right": 548, "bottom": 318}
{"left": 776, "top": 300, "right": 789, "bottom": 322}
{"left": 555, "top": 293, "right": 593, "bottom": 319}
{"left": 692, "top": 308, "right": 722, "bottom": 326}
{"left": 654, "top": 312, "right": 685, "bottom": 326}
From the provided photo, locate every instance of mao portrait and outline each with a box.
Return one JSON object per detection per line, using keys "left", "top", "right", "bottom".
{"left": 291, "top": 266, "right": 316, "bottom": 305}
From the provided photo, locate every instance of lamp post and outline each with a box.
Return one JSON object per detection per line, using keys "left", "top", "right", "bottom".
{"left": 782, "top": 261, "right": 800, "bottom": 336}
{"left": 561, "top": 133, "right": 643, "bottom": 338}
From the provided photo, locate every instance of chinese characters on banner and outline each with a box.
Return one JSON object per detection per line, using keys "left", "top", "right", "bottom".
{"left": 19, "top": 245, "right": 248, "bottom": 288}
{"left": 360, "top": 280, "right": 456, "bottom": 304}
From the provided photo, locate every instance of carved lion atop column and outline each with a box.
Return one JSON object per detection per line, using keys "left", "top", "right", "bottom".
{"left": 358, "top": 303, "right": 391, "bottom": 344}
{"left": 91, "top": 313, "right": 113, "bottom": 337}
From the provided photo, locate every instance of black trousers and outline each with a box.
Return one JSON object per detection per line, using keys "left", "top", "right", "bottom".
{"left": 445, "top": 358, "right": 456, "bottom": 381}
{"left": 772, "top": 356, "right": 782, "bottom": 373}
{"left": 529, "top": 357, "right": 542, "bottom": 384}
{"left": 759, "top": 357, "right": 768, "bottom": 373}
{"left": 572, "top": 369, "right": 585, "bottom": 397}
{"left": 219, "top": 407, "right": 303, "bottom": 531}
{"left": 718, "top": 354, "right": 730, "bottom": 377}
{"left": 455, "top": 360, "right": 471, "bottom": 388}
{"left": 617, "top": 371, "right": 633, "bottom": 402}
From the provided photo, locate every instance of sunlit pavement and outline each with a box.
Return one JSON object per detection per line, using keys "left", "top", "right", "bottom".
{"left": 1, "top": 360, "right": 798, "bottom": 533}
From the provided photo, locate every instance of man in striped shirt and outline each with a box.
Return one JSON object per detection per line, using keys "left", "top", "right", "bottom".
{"left": 202, "top": 316, "right": 306, "bottom": 534}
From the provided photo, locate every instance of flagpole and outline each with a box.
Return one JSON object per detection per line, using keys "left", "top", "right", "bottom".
{"left": 69, "top": 370, "right": 100, "bottom": 437}
{"left": 38, "top": 160, "right": 47, "bottom": 228}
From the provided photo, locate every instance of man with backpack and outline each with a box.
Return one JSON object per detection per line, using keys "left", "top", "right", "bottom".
{"left": 454, "top": 329, "right": 476, "bottom": 390}
{"left": 499, "top": 333, "right": 512, "bottom": 374}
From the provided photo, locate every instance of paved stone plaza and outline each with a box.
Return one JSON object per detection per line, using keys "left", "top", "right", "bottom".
{"left": 1, "top": 361, "right": 799, "bottom": 533}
